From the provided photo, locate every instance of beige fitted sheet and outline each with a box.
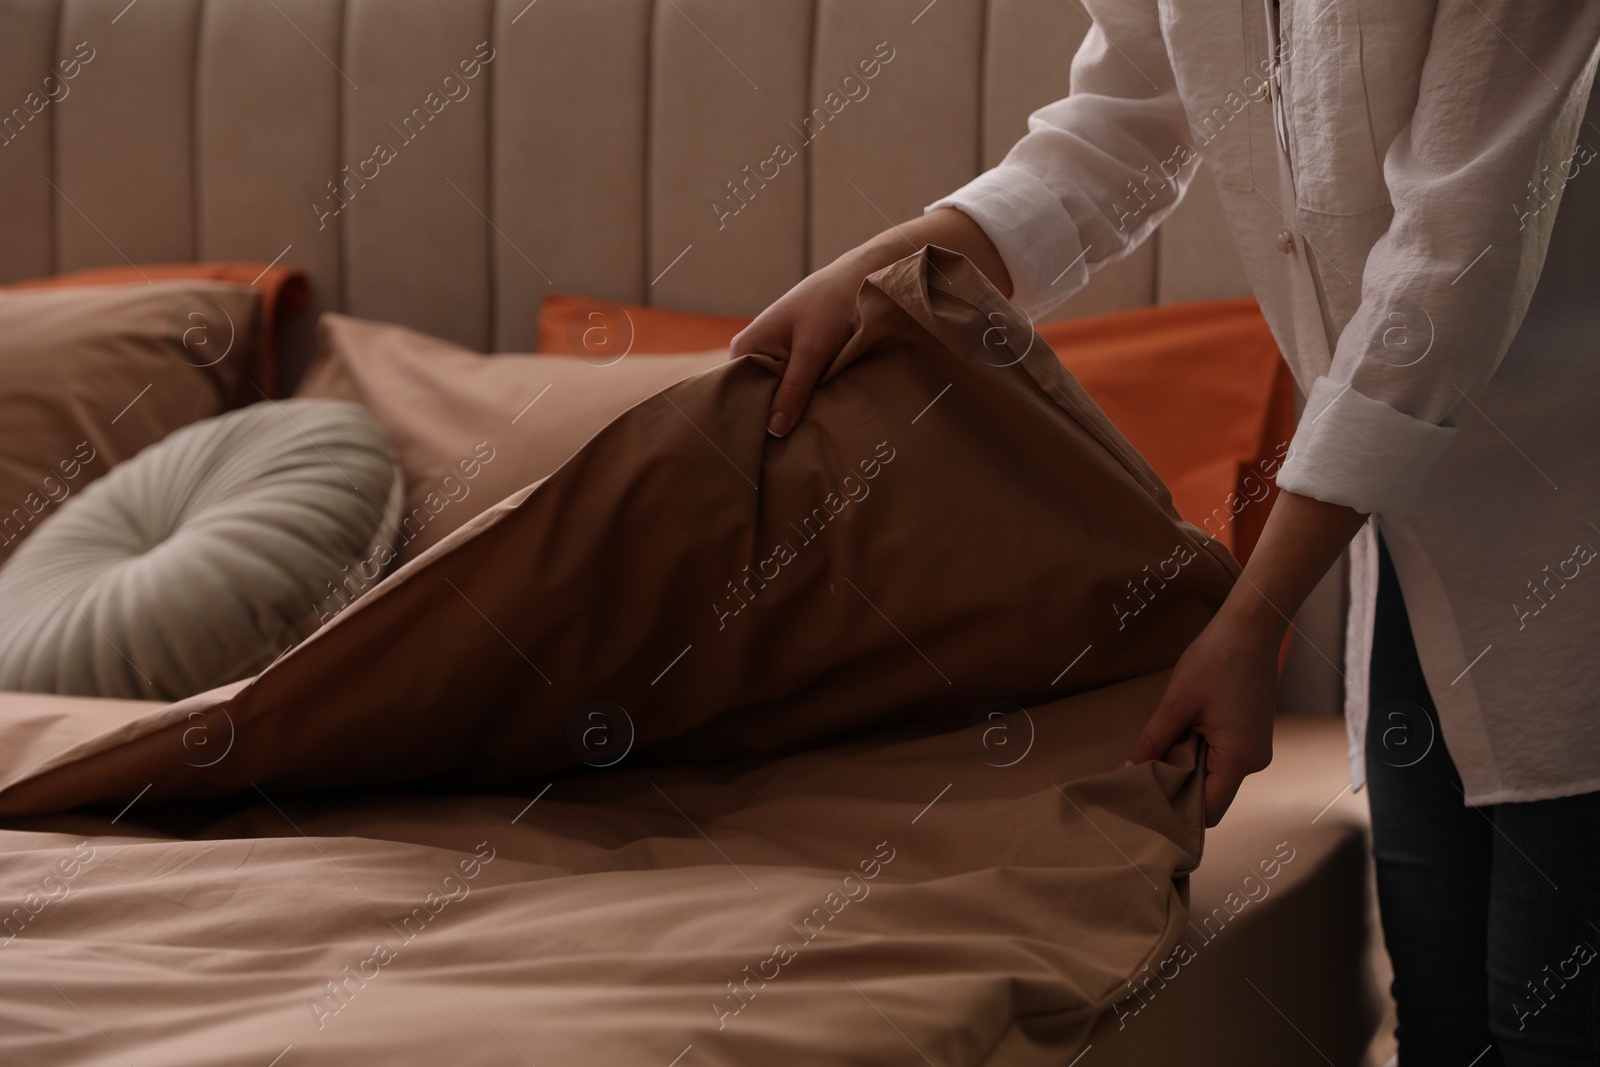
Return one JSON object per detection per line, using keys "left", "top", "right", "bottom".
{"left": 0, "top": 673, "right": 1202, "bottom": 1067}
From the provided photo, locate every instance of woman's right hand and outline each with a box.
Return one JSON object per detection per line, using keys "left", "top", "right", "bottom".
{"left": 730, "top": 251, "right": 870, "bottom": 439}
{"left": 731, "top": 207, "right": 1013, "bottom": 439}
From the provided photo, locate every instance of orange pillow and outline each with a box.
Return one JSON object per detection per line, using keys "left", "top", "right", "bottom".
{"left": 1038, "top": 299, "right": 1297, "bottom": 564}
{"left": 537, "top": 292, "right": 749, "bottom": 359}
{"left": 7, "top": 263, "right": 309, "bottom": 396}
{"left": 536, "top": 293, "right": 1296, "bottom": 562}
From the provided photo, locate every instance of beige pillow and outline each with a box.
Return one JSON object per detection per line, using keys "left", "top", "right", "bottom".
{"left": 0, "top": 281, "right": 262, "bottom": 567}
{"left": 295, "top": 314, "right": 723, "bottom": 563}
{"left": 0, "top": 400, "right": 401, "bottom": 700}
{"left": 0, "top": 247, "right": 1236, "bottom": 812}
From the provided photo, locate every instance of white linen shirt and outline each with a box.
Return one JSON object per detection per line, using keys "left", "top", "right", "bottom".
{"left": 928, "top": 0, "right": 1600, "bottom": 805}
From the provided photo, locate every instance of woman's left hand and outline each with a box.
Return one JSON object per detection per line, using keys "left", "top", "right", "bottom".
{"left": 1123, "top": 607, "right": 1281, "bottom": 827}
{"left": 1122, "top": 489, "right": 1369, "bottom": 827}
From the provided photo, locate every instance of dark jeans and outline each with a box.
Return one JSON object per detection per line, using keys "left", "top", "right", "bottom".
{"left": 1366, "top": 536, "right": 1600, "bottom": 1066}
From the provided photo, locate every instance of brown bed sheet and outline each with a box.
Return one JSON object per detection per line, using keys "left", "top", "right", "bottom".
{"left": 0, "top": 247, "right": 1236, "bottom": 815}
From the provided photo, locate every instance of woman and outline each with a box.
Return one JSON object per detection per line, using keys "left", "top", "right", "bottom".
{"left": 732, "top": 4, "right": 1600, "bottom": 1063}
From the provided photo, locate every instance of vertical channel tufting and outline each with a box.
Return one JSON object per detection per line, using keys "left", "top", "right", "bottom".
{"left": 0, "top": 0, "right": 62, "bottom": 281}
{"left": 54, "top": 0, "right": 201, "bottom": 271}
{"left": 798, "top": 0, "right": 819, "bottom": 279}
{"left": 974, "top": 0, "right": 988, "bottom": 185}
{"left": 807, "top": 0, "right": 983, "bottom": 272}
{"left": 0, "top": 0, "right": 1253, "bottom": 343}
{"left": 979, "top": 0, "right": 1080, "bottom": 170}
{"left": 981, "top": 0, "right": 1156, "bottom": 318}
{"left": 341, "top": 0, "right": 493, "bottom": 351}
{"left": 491, "top": 0, "right": 652, "bottom": 352}
{"left": 196, "top": 0, "right": 343, "bottom": 386}
{"left": 648, "top": 0, "right": 812, "bottom": 317}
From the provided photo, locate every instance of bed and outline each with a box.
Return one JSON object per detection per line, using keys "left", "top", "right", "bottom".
{"left": 0, "top": 0, "right": 1388, "bottom": 1062}
{"left": 0, "top": 707, "right": 1376, "bottom": 1067}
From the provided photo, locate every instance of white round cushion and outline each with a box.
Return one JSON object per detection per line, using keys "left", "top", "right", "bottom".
{"left": 0, "top": 399, "right": 402, "bottom": 700}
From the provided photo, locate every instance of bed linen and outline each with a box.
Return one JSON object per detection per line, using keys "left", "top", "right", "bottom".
{"left": 531, "top": 294, "right": 1297, "bottom": 563}
{"left": 0, "top": 674, "right": 1200, "bottom": 1067}
{"left": 294, "top": 321, "right": 725, "bottom": 564}
{"left": 0, "top": 247, "right": 1238, "bottom": 1064}
{"left": 0, "top": 717, "right": 1385, "bottom": 1067}
{"left": 0, "top": 281, "right": 263, "bottom": 568}
{"left": 0, "top": 246, "right": 1236, "bottom": 812}
{"left": 1086, "top": 715, "right": 1384, "bottom": 1066}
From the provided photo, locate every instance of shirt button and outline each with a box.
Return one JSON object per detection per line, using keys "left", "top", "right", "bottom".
{"left": 1275, "top": 229, "right": 1295, "bottom": 254}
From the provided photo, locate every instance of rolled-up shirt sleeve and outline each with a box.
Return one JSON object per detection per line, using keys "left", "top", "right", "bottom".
{"left": 1276, "top": 5, "right": 1600, "bottom": 515}
{"left": 925, "top": 1, "right": 1196, "bottom": 320}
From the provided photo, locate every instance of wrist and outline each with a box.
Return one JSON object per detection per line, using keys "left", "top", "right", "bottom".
{"left": 1214, "top": 584, "right": 1292, "bottom": 650}
{"left": 842, "top": 231, "right": 914, "bottom": 278}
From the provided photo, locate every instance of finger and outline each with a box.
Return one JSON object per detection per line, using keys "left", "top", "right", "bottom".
{"left": 729, "top": 321, "right": 787, "bottom": 363}
{"left": 765, "top": 341, "right": 832, "bottom": 438}
{"left": 1199, "top": 729, "right": 1272, "bottom": 827}
{"left": 1202, "top": 748, "right": 1250, "bottom": 828}
{"left": 1123, "top": 687, "right": 1196, "bottom": 767}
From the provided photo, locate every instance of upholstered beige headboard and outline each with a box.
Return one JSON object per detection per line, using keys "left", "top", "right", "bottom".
{"left": 0, "top": 0, "right": 1250, "bottom": 365}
